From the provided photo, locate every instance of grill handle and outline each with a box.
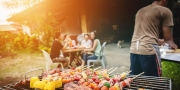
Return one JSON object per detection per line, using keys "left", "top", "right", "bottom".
{"left": 25, "top": 68, "right": 44, "bottom": 80}
{"left": 170, "top": 79, "right": 172, "bottom": 90}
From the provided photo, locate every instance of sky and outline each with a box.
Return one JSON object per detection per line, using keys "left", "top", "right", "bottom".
{"left": 0, "top": 0, "right": 24, "bottom": 25}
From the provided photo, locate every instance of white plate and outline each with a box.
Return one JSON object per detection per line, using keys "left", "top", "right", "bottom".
{"left": 160, "top": 49, "right": 175, "bottom": 53}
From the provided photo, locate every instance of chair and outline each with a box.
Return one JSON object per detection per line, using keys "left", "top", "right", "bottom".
{"left": 87, "top": 42, "right": 107, "bottom": 69}
{"left": 41, "top": 50, "right": 64, "bottom": 71}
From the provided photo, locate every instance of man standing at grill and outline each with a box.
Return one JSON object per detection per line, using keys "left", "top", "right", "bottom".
{"left": 130, "top": 0, "right": 177, "bottom": 77}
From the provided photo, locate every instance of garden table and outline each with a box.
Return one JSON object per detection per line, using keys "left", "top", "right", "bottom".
{"left": 161, "top": 49, "right": 180, "bottom": 62}
{"left": 63, "top": 47, "right": 84, "bottom": 67}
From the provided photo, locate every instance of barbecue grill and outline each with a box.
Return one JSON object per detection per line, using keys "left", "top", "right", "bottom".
{"left": 0, "top": 75, "right": 171, "bottom": 90}
{"left": 124, "top": 75, "right": 171, "bottom": 90}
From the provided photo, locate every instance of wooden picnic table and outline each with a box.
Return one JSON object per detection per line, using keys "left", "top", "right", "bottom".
{"left": 63, "top": 48, "right": 84, "bottom": 53}
{"left": 63, "top": 47, "right": 85, "bottom": 67}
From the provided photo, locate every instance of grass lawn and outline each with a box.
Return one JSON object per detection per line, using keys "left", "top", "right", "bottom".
{"left": 0, "top": 50, "right": 46, "bottom": 87}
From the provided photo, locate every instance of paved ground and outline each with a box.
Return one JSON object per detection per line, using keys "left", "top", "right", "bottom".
{"left": 96, "top": 42, "right": 131, "bottom": 74}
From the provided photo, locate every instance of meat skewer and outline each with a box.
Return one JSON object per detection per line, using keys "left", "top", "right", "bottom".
{"left": 119, "top": 72, "right": 144, "bottom": 89}
{"left": 97, "top": 70, "right": 131, "bottom": 89}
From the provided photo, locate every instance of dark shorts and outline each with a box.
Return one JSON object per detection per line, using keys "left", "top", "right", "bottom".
{"left": 130, "top": 53, "right": 160, "bottom": 77}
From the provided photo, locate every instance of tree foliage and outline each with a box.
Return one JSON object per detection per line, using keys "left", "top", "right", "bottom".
{"left": 1, "top": 0, "right": 60, "bottom": 54}
{"left": 27, "top": 13, "right": 59, "bottom": 47}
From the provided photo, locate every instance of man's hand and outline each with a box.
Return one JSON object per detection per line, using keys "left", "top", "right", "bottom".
{"left": 166, "top": 41, "right": 178, "bottom": 50}
{"left": 162, "top": 26, "right": 178, "bottom": 50}
{"left": 158, "top": 39, "right": 165, "bottom": 45}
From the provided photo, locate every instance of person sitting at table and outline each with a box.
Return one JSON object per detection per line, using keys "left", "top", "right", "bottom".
{"left": 62, "top": 34, "right": 76, "bottom": 66}
{"left": 50, "top": 32, "right": 70, "bottom": 68}
{"left": 81, "top": 34, "right": 92, "bottom": 48}
{"left": 81, "top": 31, "right": 101, "bottom": 66}
{"left": 63, "top": 34, "right": 71, "bottom": 47}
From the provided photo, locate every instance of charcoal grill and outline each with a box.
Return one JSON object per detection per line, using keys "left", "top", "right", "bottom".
{"left": 0, "top": 75, "right": 171, "bottom": 90}
{"left": 0, "top": 72, "right": 171, "bottom": 90}
{"left": 124, "top": 75, "right": 171, "bottom": 90}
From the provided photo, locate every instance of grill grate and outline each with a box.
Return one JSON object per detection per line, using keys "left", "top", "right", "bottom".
{"left": 0, "top": 84, "right": 29, "bottom": 90}
{"left": 124, "top": 75, "right": 171, "bottom": 90}
{"left": 0, "top": 75, "right": 171, "bottom": 90}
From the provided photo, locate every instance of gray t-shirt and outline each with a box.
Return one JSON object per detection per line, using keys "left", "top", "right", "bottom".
{"left": 130, "top": 4, "right": 174, "bottom": 55}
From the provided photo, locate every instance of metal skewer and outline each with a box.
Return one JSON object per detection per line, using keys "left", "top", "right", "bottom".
{"left": 108, "top": 67, "right": 118, "bottom": 75}
{"left": 82, "top": 65, "right": 94, "bottom": 70}
{"left": 94, "top": 66, "right": 102, "bottom": 71}
{"left": 132, "top": 72, "right": 144, "bottom": 80}
{"left": 126, "top": 70, "right": 132, "bottom": 74}
{"left": 107, "top": 67, "right": 114, "bottom": 72}
{"left": 80, "top": 65, "right": 87, "bottom": 68}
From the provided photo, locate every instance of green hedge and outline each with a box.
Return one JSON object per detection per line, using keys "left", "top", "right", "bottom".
{"left": 162, "top": 60, "right": 180, "bottom": 90}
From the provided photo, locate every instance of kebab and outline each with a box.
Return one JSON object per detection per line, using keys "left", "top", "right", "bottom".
{"left": 118, "top": 72, "right": 144, "bottom": 90}
{"left": 78, "top": 67, "right": 118, "bottom": 88}
{"left": 78, "top": 67, "right": 118, "bottom": 89}
{"left": 31, "top": 66, "right": 131, "bottom": 90}
{"left": 97, "top": 70, "right": 131, "bottom": 89}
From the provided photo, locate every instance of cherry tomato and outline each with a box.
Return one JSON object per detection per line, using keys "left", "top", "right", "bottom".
{"left": 95, "top": 79, "right": 101, "bottom": 84}
{"left": 91, "top": 76, "right": 97, "bottom": 81}
{"left": 66, "top": 78, "right": 72, "bottom": 83}
{"left": 101, "top": 86, "right": 109, "bottom": 90}
{"left": 88, "top": 83, "right": 93, "bottom": 88}
{"left": 109, "top": 86, "right": 117, "bottom": 90}
{"left": 83, "top": 82, "right": 90, "bottom": 86}
{"left": 106, "top": 77, "right": 110, "bottom": 81}
{"left": 74, "top": 76, "right": 80, "bottom": 81}
{"left": 62, "top": 79, "right": 67, "bottom": 84}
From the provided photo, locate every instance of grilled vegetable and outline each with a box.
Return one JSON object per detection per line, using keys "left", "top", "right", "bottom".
{"left": 109, "top": 86, "right": 117, "bottom": 90}
{"left": 33, "top": 81, "right": 46, "bottom": 89}
{"left": 44, "top": 82, "right": 55, "bottom": 90}
{"left": 101, "top": 86, "right": 109, "bottom": 90}
{"left": 103, "top": 82, "right": 110, "bottom": 88}
{"left": 30, "top": 77, "right": 40, "bottom": 88}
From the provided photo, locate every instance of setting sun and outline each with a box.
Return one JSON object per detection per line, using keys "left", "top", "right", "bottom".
{"left": 0, "top": 0, "right": 24, "bottom": 24}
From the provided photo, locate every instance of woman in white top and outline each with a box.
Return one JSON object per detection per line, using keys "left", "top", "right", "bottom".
{"left": 81, "top": 31, "right": 101, "bottom": 66}
{"left": 81, "top": 34, "right": 92, "bottom": 48}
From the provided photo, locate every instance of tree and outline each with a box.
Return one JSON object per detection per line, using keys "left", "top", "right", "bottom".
{"left": 28, "top": 13, "right": 59, "bottom": 47}
{"left": 2, "top": 0, "right": 60, "bottom": 52}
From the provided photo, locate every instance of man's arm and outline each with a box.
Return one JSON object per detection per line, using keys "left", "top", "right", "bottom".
{"left": 163, "top": 26, "right": 177, "bottom": 50}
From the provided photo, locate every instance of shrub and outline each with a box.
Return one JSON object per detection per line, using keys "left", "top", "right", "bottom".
{"left": 162, "top": 60, "right": 180, "bottom": 90}
{"left": 28, "top": 35, "right": 39, "bottom": 53}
